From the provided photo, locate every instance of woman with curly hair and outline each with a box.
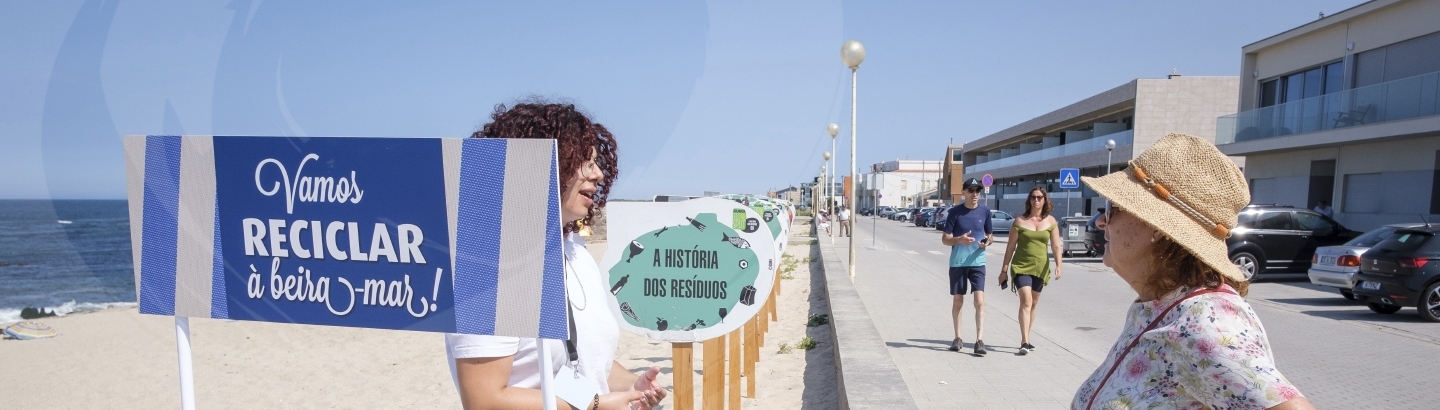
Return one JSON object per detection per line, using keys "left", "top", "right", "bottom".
{"left": 446, "top": 100, "right": 667, "bottom": 410}
{"left": 1071, "top": 133, "right": 1312, "bottom": 410}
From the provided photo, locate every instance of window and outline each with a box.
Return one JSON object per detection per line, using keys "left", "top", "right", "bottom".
{"left": 1353, "top": 30, "right": 1440, "bottom": 88}
{"left": 1294, "top": 212, "right": 1335, "bottom": 235}
{"left": 1255, "top": 212, "right": 1295, "bottom": 230}
{"left": 900, "top": 180, "right": 907, "bottom": 191}
{"left": 1258, "top": 61, "right": 1346, "bottom": 108}
{"left": 952, "top": 149, "right": 963, "bottom": 162}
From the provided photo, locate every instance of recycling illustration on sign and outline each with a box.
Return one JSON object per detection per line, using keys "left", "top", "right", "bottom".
{"left": 608, "top": 212, "right": 766, "bottom": 333}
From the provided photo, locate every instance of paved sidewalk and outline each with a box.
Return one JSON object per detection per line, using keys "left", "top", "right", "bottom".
{"left": 820, "top": 220, "right": 1133, "bottom": 410}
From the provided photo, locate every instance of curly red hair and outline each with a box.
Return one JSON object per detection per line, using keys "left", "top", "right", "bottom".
{"left": 471, "top": 99, "right": 619, "bottom": 233}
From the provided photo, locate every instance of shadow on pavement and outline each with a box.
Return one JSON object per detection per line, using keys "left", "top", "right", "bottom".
{"left": 1299, "top": 308, "right": 1428, "bottom": 323}
{"left": 1266, "top": 297, "right": 1363, "bottom": 307}
{"left": 883, "top": 339, "right": 950, "bottom": 352}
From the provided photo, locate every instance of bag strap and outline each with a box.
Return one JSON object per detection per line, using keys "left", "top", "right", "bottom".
{"left": 1083, "top": 286, "right": 1235, "bottom": 410}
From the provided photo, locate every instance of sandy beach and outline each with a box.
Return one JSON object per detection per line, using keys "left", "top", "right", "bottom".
{"left": 0, "top": 223, "right": 834, "bottom": 409}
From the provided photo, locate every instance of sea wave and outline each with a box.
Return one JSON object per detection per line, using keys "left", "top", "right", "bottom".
{"left": 0, "top": 300, "right": 137, "bottom": 323}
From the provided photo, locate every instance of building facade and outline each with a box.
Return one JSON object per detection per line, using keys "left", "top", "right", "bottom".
{"left": 857, "top": 160, "right": 943, "bottom": 210}
{"left": 1216, "top": 0, "right": 1440, "bottom": 231}
{"left": 963, "top": 75, "right": 1240, "bottom": 219}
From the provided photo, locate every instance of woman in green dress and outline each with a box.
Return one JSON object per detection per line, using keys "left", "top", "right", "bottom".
{"left": 999, "top": 186, "right": 1064, "bottom": 355}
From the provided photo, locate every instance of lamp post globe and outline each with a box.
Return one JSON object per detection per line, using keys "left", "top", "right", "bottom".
{"left": 841, "top": 40, "right": 866, "bottom": 69}
{"left": 1106, "top": 139, "right": 1116, "bottom": 175}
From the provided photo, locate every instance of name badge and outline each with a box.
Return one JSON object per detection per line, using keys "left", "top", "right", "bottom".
{"left": 554, "top": 365, "right": 601, "bottom": 408}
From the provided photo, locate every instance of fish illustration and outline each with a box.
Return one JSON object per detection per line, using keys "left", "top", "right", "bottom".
{"left": 619, "top": 302, "right": 638, "bottom": 322}
{"left": 721, "top": 233, "right": 751, "bottom": 249}
{"left": 653, "top": 226, "right": 670, "bottom": 237}
{"left": 686, "top": 217, "right": 707, "bottom": 231}
{"left": 611, "top": 275, "right": 630, "bottom": 295}
{"left": 625, "top": 241, "right": 645, "bottom": 263}
{"left": 656, "top": 318, "right": 669, "bottom": 331}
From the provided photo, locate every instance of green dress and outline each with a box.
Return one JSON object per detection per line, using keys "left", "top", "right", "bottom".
{"left": 1009, "top": 223, "right": 1054, "bottom": 285}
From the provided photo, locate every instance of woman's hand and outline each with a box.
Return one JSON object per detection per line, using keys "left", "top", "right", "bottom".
{"left": 595, "top": 390, "right": 645, "bottom": 410}
{"left": 628, "top": 366, "right": 667, "bottom": 409}
{"left": 1054, "top": 265, "right": 1063, "bottom": 280}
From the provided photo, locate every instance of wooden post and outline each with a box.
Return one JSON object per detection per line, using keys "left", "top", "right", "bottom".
{"left": 673, "top": 343, "right": 694, "bottom": 410}
{"left": 703, "top": 336, "right": 725, "bottom": 410}
{"left": 744, "top": 317, "right": 758, "bottom": 397}
{"left": 728, "top": 327, "right": 742, "bottom": 408}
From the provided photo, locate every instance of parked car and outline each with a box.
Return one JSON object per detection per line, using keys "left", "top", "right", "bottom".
{"left": 891, "top": 208, "right": 913, "bottom": 221}
{"left": 932, "top": 207, "right": 950, "bottom": 230}
{"left": 991, "top": 210, "right": 1014, "bottom": 234}
{"left": 914, "top": 207, "right": 937, "bottom": 227}
{"left": 1309, "top": 223, "right": 1424, "bottom": 300}
{"left": 858, "top": 207, "right": 873, "bottom": 216}
{"left": 876, "top": 206, "right": 897, "bottom": 218}
{"left": 1353, "top": 226, "right": 1440, "bottom": 321}
{"left": 1227, "top": 204, "right": 1361, "bottom": 281}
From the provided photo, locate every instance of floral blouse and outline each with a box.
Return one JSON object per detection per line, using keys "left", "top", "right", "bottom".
{"left": 1071, "top": 284, "right": 1303, "bottom": 409}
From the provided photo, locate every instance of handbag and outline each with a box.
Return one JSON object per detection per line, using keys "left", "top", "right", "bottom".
{"left": 1082, "top": 286, "right": 1236, "bottom": 410}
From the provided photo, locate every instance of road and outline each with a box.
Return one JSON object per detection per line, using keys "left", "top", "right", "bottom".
{"left": 826, "top": 214, "right": 1440, "bottom": 409}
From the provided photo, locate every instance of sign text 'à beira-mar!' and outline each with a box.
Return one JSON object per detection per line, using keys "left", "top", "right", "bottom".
{"left": 123, "top": 135, "right": 568, "bottom": 338}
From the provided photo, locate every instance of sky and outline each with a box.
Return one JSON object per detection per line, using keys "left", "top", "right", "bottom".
{"left": 0, "top": 0, "right": 1365, "bottom": 200}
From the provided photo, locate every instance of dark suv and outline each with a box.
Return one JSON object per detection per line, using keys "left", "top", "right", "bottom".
{"left": 1354, "top": 226, "right": 1440, "bottom": 322}
{"left": 1227, "top": 204, "right": 1360, "bottom": 281}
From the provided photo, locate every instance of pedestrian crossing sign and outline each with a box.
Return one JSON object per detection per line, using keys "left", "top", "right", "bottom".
{"left": 1059, "top": 168, "right": 1080, "bottom": 189}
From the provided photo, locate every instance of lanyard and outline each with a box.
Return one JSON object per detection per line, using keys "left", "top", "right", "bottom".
{"left": 1083, "top": 286, "right": 1236, "bottom": 410}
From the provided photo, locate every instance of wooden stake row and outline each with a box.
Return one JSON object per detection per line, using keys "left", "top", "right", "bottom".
{"left": 670, "top": 266, "right": 783, "bottom": 410}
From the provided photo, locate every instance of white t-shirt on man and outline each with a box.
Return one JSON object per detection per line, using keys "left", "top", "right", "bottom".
{"left": 445, "top": 233, "right": 620, "bottom": 394}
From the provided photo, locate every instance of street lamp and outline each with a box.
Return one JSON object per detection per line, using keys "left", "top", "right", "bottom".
{"left": 841, "top": 39, "right": 865, "bottom": 280}
{"left": 824, "top": 152, "right": 833, "bottom": 244}
{"left": 1105, "top": 139, "right": 1116, "bottom": 175}
{"left": 827, "top": 123, "right": 839, "bottom": 238}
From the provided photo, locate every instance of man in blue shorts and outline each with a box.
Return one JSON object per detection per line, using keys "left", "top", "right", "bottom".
{"left": 941, "top": 178, "right": 993, "bottom": 355}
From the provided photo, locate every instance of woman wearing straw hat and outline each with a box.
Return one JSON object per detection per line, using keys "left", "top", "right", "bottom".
{"left": 1071, "top": 134, "right": 1313, "bottom": 410}
{"left": 998, "top": 185, "right": 1063, "bottom": 356}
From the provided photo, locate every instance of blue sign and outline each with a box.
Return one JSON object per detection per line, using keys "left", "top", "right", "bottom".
{"left": 1059, "top": 168, "right": 1080, "bottom": 189}
{"left": 124, "top": 135, "right": 567, "bottom": 338}
{"left": 981, "top": 174, "right": 993, "bottom": 188}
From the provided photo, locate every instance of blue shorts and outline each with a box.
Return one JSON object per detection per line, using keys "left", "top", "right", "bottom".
{"left": 948, "top": 266, "right": 986, "bottom": 295}
{"left": 1014, "top": 274, "right": 1045, "bottom": 293}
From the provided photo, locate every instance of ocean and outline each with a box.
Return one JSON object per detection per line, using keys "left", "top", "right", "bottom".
{"left": 0, "top": 200, "right": 137, "bottom": 323}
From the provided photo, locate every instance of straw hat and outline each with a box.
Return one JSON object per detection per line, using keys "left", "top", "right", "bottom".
{"left": 1081, "top": 133, "right": 1249, "bottom": 282}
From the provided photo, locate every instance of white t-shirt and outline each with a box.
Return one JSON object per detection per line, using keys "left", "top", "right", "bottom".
{"left": 838, "top": 209, "right": 850, "bottom": 221}
{"left": 445, "top": 233, "right": 620, "bottom": 394}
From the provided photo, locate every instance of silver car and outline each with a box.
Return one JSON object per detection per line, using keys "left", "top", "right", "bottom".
{"left": 991, "top": 210, "right": 1014, "bottom": 234}
{"left": 1308, "top": 223, "right": 1424, "bottom": 300}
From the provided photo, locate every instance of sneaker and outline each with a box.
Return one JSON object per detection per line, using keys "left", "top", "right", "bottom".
{"left": 1018, "top": 345, "right": 1031, "bottom": 355}
{"left": 948, "top": 338, "right": 962, "bottom": 352}
{"left": 973, "top": 340, "right": 987, "bottom": 356}
{"left": 1022, "top": 343, "right": 1037, "bottom": 351}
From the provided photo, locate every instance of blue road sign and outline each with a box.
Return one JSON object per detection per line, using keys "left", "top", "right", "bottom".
{"left": 1059, "top": 168, "right": 1080, "bottom": 189}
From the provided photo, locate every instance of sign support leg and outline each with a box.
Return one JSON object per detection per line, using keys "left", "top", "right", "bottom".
{"left": 538, "top": 340, "right": 557, "bottom": 410}
{"left": 175, "top": 316, "right": 196, "bottom": 410}
{"left": 703, "top": 336, "right": 725, "bottom": 409}
{"left": 673, "top": 343, "right": 694, "bottom": 410}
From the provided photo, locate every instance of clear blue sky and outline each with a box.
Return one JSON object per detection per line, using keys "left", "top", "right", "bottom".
{"left": 0, "top": 0, "right": 1363, "bottom": 200}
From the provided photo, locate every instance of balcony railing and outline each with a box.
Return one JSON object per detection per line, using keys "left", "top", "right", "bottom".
{"left": 965, "top": 129, "right": 1132, "bottom": 174}
{"left": 1217, "top": 70, "right": 1440, "bottom": 145}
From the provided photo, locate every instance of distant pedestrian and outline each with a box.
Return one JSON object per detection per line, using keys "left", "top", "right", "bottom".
{"left": 941, "top": 178, "right": 993, "bottom": 355}
{"left": 1313, "top": 200, "right": 1334, "bottom": 218}
{"left": 998, "top": 186, "right": 1063, "bottom": 355}
{"left": 1072, "top": 133, "right": 1311, "bottom": 410}
{"left": 817, "top": 210, "right": 831, "bottom": 235}
{"left": 838, "top": 206, "right": 851, "bottom": 237}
